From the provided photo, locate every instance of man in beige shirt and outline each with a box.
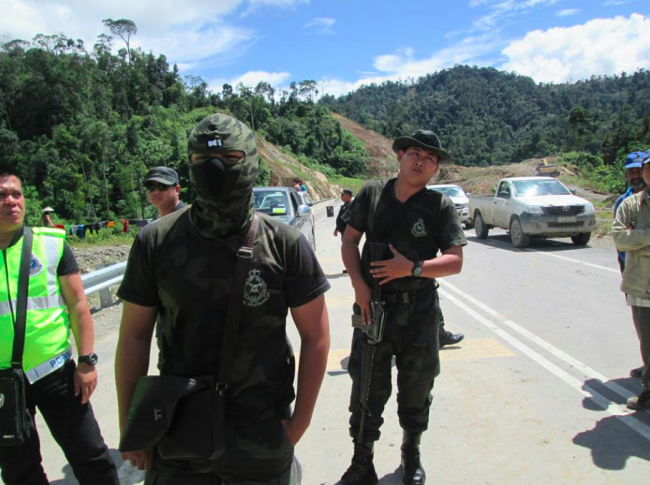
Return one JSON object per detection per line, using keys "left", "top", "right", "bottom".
{"left": 612, "top": 149, "right": 650, "bottom": 410}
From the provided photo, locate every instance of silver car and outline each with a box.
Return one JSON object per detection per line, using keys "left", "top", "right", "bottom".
{"left": 253, "top": 186, "right": 316, "bottom": 250}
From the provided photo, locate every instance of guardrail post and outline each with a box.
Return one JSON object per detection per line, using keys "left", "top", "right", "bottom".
{"left": 95, "top": 263, "right": 114, "bottom": 308}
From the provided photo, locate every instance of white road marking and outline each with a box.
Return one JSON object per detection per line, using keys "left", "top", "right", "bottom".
{"left": 522, "top": 248, "right": 620, "bottom": 273}
{"left": 438, "top": 281, "right": 650, "bottom": 442}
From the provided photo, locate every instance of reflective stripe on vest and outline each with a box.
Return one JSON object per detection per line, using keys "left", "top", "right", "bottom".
{"left": 0, "top": 228, "right": 71, "bottom": 375}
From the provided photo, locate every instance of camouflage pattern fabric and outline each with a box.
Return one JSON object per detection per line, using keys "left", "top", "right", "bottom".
{"left": 187, "top": 113, "right": 259, "bottom": 239}
{"left": 144, "top": 418, "right": 298, "bottom": 484}
{"left": 118, "top": 208, "right": 329, "bottom": 422}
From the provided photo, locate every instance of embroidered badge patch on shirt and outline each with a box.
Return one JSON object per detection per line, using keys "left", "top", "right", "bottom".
{"left": 411, "top": 219, "right": 427, "bottom": 237}
{"left": 244, "top": 269, "right": 270, "bottom": 307}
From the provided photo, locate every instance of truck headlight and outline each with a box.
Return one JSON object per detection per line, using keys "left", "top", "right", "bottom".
{"left": 524, "top": 205, "right": 544, "bottom": 214}
{"left": 583, "top": 203, "right": 595, "bottom": 215}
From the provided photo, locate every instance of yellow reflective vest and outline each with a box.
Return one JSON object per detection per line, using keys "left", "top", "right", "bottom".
{"left": 0, "top": 227, "right": 71, "bottom": 375}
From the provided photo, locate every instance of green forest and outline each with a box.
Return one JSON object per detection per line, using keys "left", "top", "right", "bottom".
{"left": 2, "top": 20, "right": 650, "bottom": 226}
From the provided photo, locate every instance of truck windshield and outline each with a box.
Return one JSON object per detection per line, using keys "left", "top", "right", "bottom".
{"left": 431, "top": 186, "right": 465, "bottom": 197}
{"left": 254, "top": 190, "right": 290, "bottom": 215}
{"left": 512, "top": 179, "right": 571, "bottom": 197}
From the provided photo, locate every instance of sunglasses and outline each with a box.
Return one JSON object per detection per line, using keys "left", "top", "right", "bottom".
{"left": 145, "top": 183, "right": 173, "bottom": 192}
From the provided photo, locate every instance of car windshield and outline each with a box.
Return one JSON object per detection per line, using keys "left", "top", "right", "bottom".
{"left": 254, "top": 190, "right": 290, "bottom": 215}
{"left": 512, "top": 179, "right": 570, "bottom": 197}
{"left": 431, "top": 186, "right": 464, "bottom": 197}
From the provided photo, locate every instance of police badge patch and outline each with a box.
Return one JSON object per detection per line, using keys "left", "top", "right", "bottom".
{"left": 411, "top": 219, "right": 427, "bottom": 237}
{"left": 243, "top": 269, "right": 270, "bottom": 307}
{"left": 29, "top": 254, "right": 43, "bottom": 276}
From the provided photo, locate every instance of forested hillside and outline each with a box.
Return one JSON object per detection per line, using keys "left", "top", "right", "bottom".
{"left": 0, "top": 23, "right": 366, "bottom": 224}
{"left": 321, "top": 65, "right": 650, "bottom": 170}
{"left": 3, "top": 22, "right": 650, "bottom": 226}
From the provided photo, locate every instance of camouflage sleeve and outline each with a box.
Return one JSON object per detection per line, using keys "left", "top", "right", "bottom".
{"left": 342, "top": 184, "right": 371, "bottom": 233}
{"left": 436, "top": 196, "right": 467, "bottom": 251}
{"left": 284, "top": 234, "right": 330, "bottom": 308}
{"left": 116, "top": 233, "right": 160, "bottom": 307}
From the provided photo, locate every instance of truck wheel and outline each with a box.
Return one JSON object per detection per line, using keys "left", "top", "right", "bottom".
{"left": 510, "top": 217, "right": 530, "bottom": 248}
{"left": 571, "top": 233, "right": 591, "bottom": 246}
{"left": 474, "top": 212, "right": 489, "bottom": 239}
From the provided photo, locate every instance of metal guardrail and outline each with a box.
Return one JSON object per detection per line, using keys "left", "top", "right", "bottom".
{"left": 81, "top": 261, "right": 127, "bottom": 308}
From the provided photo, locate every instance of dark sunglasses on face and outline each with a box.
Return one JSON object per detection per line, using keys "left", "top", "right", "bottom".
{"left": 146, "top": 183, "right": 173, "bottom": 192}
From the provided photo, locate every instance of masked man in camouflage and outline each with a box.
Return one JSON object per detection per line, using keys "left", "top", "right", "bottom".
{"left": 340, "top": 130, "right": 466, "bottom": 485}
{"left": 115, "top": 113, "right": 331, "bottom": 484}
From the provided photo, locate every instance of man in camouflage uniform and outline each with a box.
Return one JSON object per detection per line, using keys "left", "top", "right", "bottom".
{"left": 115, "top": 113, "right": 331, "bottom": 484}
{"left": 340, "top": 130, "right": 466, "bottom": 485}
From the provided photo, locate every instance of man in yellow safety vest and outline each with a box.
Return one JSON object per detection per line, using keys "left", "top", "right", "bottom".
{"left": 0, "top": 167, "right": 118, "bottom": 485}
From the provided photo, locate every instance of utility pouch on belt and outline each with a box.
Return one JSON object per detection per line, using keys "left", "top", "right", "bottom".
{"left": 350, "top": 242, "right": 387, "bottom": 344}
{"left": 1, "top": 227, "right": 34, "bottom": 447}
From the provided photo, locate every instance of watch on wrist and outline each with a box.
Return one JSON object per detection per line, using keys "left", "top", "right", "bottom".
{"left": 412, "top": 261, "right": 423, "bottom": 277}
{"left": 78, "top": 353, "right": 98, "bottom": 366}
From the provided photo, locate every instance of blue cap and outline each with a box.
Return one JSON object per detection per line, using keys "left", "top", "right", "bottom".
{"left": 643, "top": 149, "right": 650, "bottom": 166}
{"left": 625, "top": 152, "right": 644, "bottom": 170}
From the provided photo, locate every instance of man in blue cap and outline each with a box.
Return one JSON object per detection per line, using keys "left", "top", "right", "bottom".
{"left": 614, "top": 151, "right": 647, "bottom": 378}
{"left": 612, "top": 150, "right": 650, "bottom": 410}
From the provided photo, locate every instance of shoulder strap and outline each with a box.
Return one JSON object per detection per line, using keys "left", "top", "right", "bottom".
{"left": 216, "top": 214, "right": 259, "bottom": 394}
{"left": 11, "top": 227, "right": 33, "bottom": 369}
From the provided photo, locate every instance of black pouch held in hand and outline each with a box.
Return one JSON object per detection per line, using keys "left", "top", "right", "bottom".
{"left": 0, "top": 369, "right": 32, "bottom": 446}
{"left": 119, "top": 375, "right": 224, "bottom": 460}
{"left": 0, "top": 227, "right": 34, "bottom": 447}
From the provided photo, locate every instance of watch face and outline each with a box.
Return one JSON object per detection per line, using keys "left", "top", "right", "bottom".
{"left": 413, "top": 263, "right": 423, "bottom": 277}
{"left": 80, "top": 353, "right": 98, "bottom": 365}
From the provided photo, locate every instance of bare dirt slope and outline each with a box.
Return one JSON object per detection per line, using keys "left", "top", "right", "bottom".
{"left": 330, "top": 112, "right": 397, "bottom": 178}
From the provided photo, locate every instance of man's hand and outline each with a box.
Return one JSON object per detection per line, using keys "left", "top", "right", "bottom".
{"left": 281, "top": 417, "right": 308, "bottom": 446}
{"left": 122, "top": 449, "right": 153, "bottom": 471}
{"left": 370, "top": 244, "right": 414, "bottom": 285}
{"left": 333, "top": 228, "right": 339, "bottom": 237}
{"left": 74, "top": 364, "right": 98, "bottom": 404}
{"left": 353, "top": 281, "right": 372, "bottom": 325}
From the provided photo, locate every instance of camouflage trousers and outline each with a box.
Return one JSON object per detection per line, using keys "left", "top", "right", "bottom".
{"left": 144, "top": 417, "right": 296, "bottom": 485}
{"left": 348, "top": 287, "right": 441, "bottom": 442}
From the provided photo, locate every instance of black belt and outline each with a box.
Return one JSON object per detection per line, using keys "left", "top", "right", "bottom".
{"left": 383, "top": 282, "right": 436, "bottom": 306}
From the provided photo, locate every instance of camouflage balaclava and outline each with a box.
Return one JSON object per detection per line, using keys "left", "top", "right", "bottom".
{"left": 187, "top": 114, "right": 259, "bottom": 239}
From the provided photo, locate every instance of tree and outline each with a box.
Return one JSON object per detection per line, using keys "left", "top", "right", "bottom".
{"left": 102, "top": 19, "right": 137, "bottom": 64}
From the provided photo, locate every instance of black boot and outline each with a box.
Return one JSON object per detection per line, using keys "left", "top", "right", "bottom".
{"left": 401, "top": 432, "right": 426, "bottom": 485}
{"left": 341, "top": 441, "right": 378, "bottom": 485}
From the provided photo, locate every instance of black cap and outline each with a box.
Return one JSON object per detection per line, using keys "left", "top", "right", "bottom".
{"left": 144, "top": 167, "right": 179, "bottom": 186}
{"left": 392, "top": 129, "right": 451, "bottom": 163}
{"left": 341, "top": 188, "right": 353, "bottom": 196}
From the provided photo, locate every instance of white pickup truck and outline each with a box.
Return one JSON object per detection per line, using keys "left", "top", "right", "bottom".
{"left": 468, "top": 177, "right": 597, "bottom": 248}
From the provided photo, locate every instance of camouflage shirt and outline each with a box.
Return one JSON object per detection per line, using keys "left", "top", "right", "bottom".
{"left": 343, "top": 179, "right": 467, "bottom": 292}
{"left": 117, "top": 206, "right": 330, "bottom": 422}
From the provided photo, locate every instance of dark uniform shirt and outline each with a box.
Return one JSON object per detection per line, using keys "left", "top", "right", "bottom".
{"left": 336, "top": 201, "right": 351, "bottom": 235}
{"left": 117, "top": 207, "right": 330, "bottom": 422}
{"left": 343, "top": 179, "right": 466, "bottom": 293}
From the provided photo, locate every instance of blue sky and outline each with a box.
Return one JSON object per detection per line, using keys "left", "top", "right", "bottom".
{"left": 1, "top": 0, "right": 649, "bottom": 97}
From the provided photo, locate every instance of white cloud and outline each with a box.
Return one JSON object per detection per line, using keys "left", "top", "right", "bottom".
{"left": 470, "top": 0, "right": 562, "bottom": 32}
{"left": 0, "top": 0, "right": 304, "bottom": 66}
{"left": 207, "top": 70, "right": 291, "bottom": 94}
{"left": 556, "top": 9, "right": 580, "bottom": 16}
{"left": 603, "top": 0, "right": 633, "bottom": 5}
{"left": 304, "top": 17, "right": 336, "bottom": 35}
{"left": 501, "top": 14, "right": 650, "bottom": 83}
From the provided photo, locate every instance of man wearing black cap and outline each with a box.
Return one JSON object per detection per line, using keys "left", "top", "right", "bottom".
{"left": 340, "top": 130, "right": 466, "bottom": 485}
{"left": 144, "top": 166, "right": 185, "bottom": 218}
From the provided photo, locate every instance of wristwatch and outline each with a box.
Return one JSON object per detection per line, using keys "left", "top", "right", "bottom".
{"left": 412, "top": 261, "right": 423, "bottom": 277}
{"left": 78, "top": 353, "right": 99, "bottom": 366}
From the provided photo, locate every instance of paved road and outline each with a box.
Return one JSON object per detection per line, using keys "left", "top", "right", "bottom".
{"left": 12, "top": 203, "right": 650, "bottom": 485}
